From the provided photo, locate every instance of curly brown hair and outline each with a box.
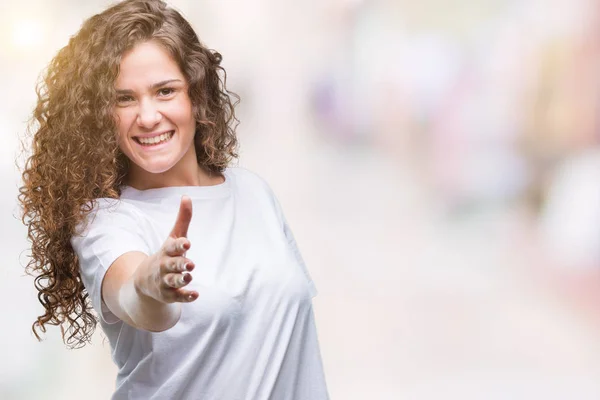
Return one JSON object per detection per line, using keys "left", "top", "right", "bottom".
{"left": 18, "top": 0, "right": 239, "bottom": 348}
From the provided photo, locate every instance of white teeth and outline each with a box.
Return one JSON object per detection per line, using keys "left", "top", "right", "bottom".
{"left": 137, "top": 131, "right": 173, "bottom": 145}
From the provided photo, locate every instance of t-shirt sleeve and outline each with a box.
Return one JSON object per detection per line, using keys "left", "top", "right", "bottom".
{"left": 70, "top": 200, "right": 150, "bottom": 324}
{"left": 267, "top": 186, "right": 318, "bottom": 298}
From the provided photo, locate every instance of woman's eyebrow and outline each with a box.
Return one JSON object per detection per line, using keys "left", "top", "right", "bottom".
{"left": 116, "top": 79, "right": 183, "bottom": 94}
{"left": 151, "top": 79, "right": 183, "bottom": 89}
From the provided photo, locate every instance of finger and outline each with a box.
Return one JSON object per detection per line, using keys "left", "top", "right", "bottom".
{"left": 163, "top": 272, "right": 192, "bottom": 289}
{"left": 170, "top": 195, "right": 193, "bottom": 238}
{"left": 174, "top": 288, "right": 199, "bottom": 303}
{"left": 163, "top": 237, "right": 191, "bottom": 256}
{"left": 162, "top": 257, "right": 195, "bottom": 273}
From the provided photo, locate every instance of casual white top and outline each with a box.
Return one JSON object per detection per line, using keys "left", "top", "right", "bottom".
{"left": 70, "top": 167, "right": 329, "bottom": 400}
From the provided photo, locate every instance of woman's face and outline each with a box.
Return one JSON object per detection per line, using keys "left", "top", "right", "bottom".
{"left": 114, "top": 40, "right": 196, "bottom": 178}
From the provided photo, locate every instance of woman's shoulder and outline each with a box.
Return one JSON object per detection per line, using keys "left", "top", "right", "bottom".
{"left": 75, "top": 197, "right": 147, "bottom": 235}
{"left": 227, "top": 166, "right": 273, "bottom": 193}
{"left": 226, "top": 167, "right": 283, "bottom": 215}
{"left": 91, "top": 196, "right": 145, "bottom": 216}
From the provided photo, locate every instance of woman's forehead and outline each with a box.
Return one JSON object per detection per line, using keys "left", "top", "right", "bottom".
{"left": 116, "top": 41, "right": 184, "bottom": 89}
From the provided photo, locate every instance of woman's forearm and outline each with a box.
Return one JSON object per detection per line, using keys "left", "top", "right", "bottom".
{"left": 119, "top": 272, "right": 182, "bottom": 332}
{"left": 102, "top": 252, "right": 182, "bottom": 332}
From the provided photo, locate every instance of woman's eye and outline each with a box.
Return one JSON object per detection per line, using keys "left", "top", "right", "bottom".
{"left": 158, "top": 88, "right": 175, "bottom": 97}
{"left": 116, "top": 95, "right": 134, "bottom": 103}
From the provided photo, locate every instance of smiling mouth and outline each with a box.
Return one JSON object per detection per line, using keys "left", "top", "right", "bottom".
{"left": 134, "top": 131, "right": 175, "bottom": 146}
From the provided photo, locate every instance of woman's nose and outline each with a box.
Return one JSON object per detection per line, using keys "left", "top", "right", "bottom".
{"left": 136, "top": 99, "right": 162, "bottom": 129}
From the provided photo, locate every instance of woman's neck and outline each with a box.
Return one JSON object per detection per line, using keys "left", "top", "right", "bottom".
{"left": 125, "top": 149, "right": 224, "bottom": 190}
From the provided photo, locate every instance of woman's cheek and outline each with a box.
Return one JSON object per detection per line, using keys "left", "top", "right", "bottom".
{"left": 116, "top": 110, "right": 134, "bottom": 138}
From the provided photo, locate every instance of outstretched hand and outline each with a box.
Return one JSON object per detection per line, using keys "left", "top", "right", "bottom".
{"left": 150, "top": 195, "right": 199, "bottom": 303}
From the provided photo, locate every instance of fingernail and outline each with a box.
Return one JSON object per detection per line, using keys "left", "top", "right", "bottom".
{"left": 179, "top": 274, "right": 186, "bottom": 285}
{"left": 187, "top": 294, "right": 194, "bottom": 301}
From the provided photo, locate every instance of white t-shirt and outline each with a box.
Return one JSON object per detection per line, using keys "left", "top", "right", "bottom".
{"left": 70, "top": 167, "right": 329, "bottom": 400}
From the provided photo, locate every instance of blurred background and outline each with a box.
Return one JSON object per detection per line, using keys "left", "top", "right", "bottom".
{"left": 2, "top": 0, "right": 600, "bottom": 398}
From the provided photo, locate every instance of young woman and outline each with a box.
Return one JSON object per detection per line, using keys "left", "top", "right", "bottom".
{"left": 19, "top": 1, "right": 329, "bottom": 398}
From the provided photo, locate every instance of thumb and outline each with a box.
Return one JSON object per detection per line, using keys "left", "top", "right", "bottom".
{"left": 170, "top": 195, "right": 193, "bottom": 238}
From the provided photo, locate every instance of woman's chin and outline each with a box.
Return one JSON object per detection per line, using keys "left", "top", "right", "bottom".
{"left": 145, "top": 164, "right": 176, "bottom": 175}
{"left": 133, "top": 159, "right": 177, "bottom": 175}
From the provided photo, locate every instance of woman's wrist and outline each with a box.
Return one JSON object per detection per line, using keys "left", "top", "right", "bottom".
{"left": 123, "top": 257, "right": 182, "bottom": 331}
